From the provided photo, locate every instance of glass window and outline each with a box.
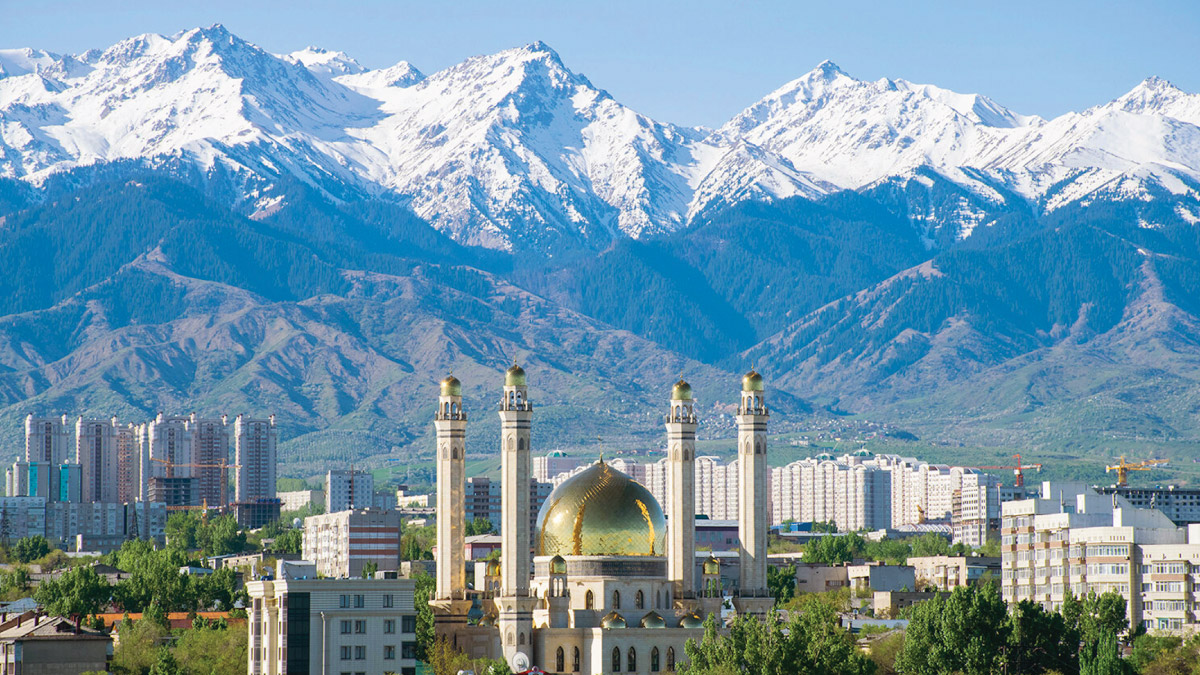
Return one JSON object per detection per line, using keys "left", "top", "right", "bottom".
{"left": 402, "top": 642, "right": 418, "bottom": 660}
{"left": 384, "top": 646, "right": 396, "bottom": 660}
{"left": 401, "top": 615, "right": 417, "bottom": 633}
{"left": 354, "top": 620, "right": 366, "bottom": 634}
{"left": 383, "top": 594, "right": 394, "bottom": 608}
{"left": 340, "top": 620, "right": 351, "bottom": 634}
{"left": 384, "top": 619, "right": 396, "bottom": 634}
{"left": 339, "top": 595, "right": 350, "bottom": 608}
{"left": 354, "top": 595, "right": 365, "bottom": 608}
{"left": 354, "top": 646, "right": 366, "bottom": 660}
{"left": 340, "top": 646, "right": 351, "bottom": 660}
{"left": 612, "top": 647, "right": 621, "bottom": 672}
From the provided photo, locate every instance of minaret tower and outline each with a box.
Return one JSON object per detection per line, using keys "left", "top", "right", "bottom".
{"left": 432, "top": 375, "right": 469, "bottom": 615}
{"left": 733, "top": 369, "right": 773, "bottom": 616}
{"left": 497, "top": 364, "right": 536, "bottom": 671}
{"left": 665, "top": 378, "right": 697, "bottom": 604}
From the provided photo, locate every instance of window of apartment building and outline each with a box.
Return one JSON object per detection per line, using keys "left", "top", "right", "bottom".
{"left": 340, "top": 595, "right": 350, "bottom": 608}
{"left": 354, "top": 620, "right": 367, "bottom": 634}
{"left": 341, "top": 620, "right": 352, "bottom": 634}
{"left": 383, "top": 594, "right": 394, "bottom": 608}
{"left": 1154, "top": 562, "right": 1187, "bottom": 575}
{"left": 355, "top": 646, "right": 366, "bottom": 660}
{"left": 354, "top": 595, "right": 365, "bottom": 608}
{"left": 384, "top": 619, "right": 396, "bottom": 634}
{"left": 1085, "top": 545, "right": 1129, "bottom": 558}
{"left": 402, "top": 642, "right": 418, "bottom": 659}
{"left": 1155, "top": 582, "right": 1185, "bottom": 593}
{"left": 385, "top": 646, "right": 396, "bottom": 660}
{"left": 340, "top": 646, "right": 352, "bottom": 660}
{"left": 402, "top": 615, "right": 417, "bottom": 634}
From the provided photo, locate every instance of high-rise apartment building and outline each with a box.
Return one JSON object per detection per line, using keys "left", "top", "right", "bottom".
{"left": 143, "top": 414, "right": 196, "bottom": 506}
{"left": 464, "top": 476, "right": 551, "bottom": 534}
{"left": 189, "top": 414, "right": 230, "bottom": 507}
{"left": 24, "top": 415, "right": 71, "bottom": 465}
{"left": 114, "top": 422, "right": 141, "bottom": 504}
{"left": 235, "top": 415, "right": 277, "bottom": 502}
{"left": 326, "top": 470, "right": 374, "bottom": 513}
{"left": 532, "top": 451, "right": 585, "bottom": 483}
{"left": 75, "top": 418, "right": 122, "bottom": 504}
{"left": 769, "top": 452, "right": 893, "bottom": 532}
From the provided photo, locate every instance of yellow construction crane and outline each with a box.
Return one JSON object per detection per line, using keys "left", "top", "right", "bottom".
{"left": 1105, "top": 456, "right": 1168, "bottom": 487}
{"left": 150, "top": 457, "right": 240, "bottom": 507}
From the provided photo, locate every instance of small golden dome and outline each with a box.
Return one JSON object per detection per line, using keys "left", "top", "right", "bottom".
{"left": 640, "top": 611, "right": 666, "bottom": 629}
{"left": 702, "top": 555, "right": 721, "bottom": 576}
{"left": 534, "top": 461, "right": 667, "bottom": 557}
{"left": 549, "top": 555, "right": 567, "bottom": 575}
{"left": 505, "top": 363, "right": 527, "bottom": 387}
{"left": 486, "top": 559, "right": 500, "bottom": 576}
{"left": 600, "top": 612, "right": 627, "bottom": 629}
{"left": 478, "top": 614, "right": 497, "bottom": 627}
{"left": 680, "top": 613, "right": 704, "bottom": 629}
{"left": 742, "top": 369, "right": 764, "bottom": 392}
{"left": 440, "top": 375, "right": 462, "bottom": 397}
{"left": 671, "top": 379, "right": 692, "bottom": 401}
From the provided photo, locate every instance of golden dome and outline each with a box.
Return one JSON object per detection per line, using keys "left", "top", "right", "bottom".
{"left": 534, "top": 460, "right": 667, "bottom": 557}
{"left": 640, "top": 611, "right": 666, "bottom": 629}
{"left": 549, "top": 555, "right": 567, "bottom": 575}
{"left": 680, "top": 613, "right": 704, "bottom": 629}
{"left": 440, "top": 375, "right": 462, "bottom": 397}
{"left": 486, "top": 559, "right": 500, "bottom": 576}
{"left": 671, "top": 379, "right": 692, "bottom": 401}
{"left": 742, "top": 369, "right": 764, "bottom": 392}
{"left": 600, "top": 612, "right": 627, "bottom": 629}
{"left": 505, "top": 363, "right": 527, "bottom": 387}
{"left": 702, "top": 555, "right": 721, "bottom": 576}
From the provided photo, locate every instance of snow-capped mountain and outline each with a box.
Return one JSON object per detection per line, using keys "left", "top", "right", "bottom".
{"left": 2, "top": 26, "right": 1199, "bottom": 251}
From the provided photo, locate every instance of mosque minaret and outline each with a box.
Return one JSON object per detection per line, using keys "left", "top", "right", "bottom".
{"left": 432, "top": 366, "right": 773, "bottom": 674}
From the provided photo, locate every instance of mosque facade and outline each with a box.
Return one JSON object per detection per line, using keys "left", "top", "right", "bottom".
{"left": 429, "top": 367, "right": 774, "bottom": 674}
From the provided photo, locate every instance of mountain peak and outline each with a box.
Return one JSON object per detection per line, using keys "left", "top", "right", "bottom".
{"left": 286, "top": 46, "right": 366, "bottom": 77}
{"left": 1113, "top": 75, "right": 1193, "bottom": 117}
{"left": 813, "top": 59, "right": 849, "bottom": 79}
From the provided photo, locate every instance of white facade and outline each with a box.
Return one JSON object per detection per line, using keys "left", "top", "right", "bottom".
{"left": 326, "top": 470, "right": 374, "bottom": 513}
{"left": 235, "top": 415, "right": 277, "bottom": 503}
{"left": 75, "top": 418, "right": 122, "bottom": 504}
{"left": 246, "top": 560, "right": 418, "bottom": 675}
{"left": 302, "top": 509, "right": 402, "bottom": 578}
{"left": 24, "top": 415, "right": 70, "bottom": 465}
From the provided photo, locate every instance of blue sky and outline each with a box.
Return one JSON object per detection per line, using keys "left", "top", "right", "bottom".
{"left": 4, "top": 0, "right": 1197, "bottom": 127}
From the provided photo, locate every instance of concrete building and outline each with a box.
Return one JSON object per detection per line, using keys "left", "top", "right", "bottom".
{"left": 1001, "top": 482, "right": 1200, "bottom": 632}
{"left": 908, "top": 555, "right": 1001, "bottom": 591}
{"left": 114, "top": 422, "right": 141, "bottom": 504}
{"left": 303, "top": 509, "right": 402, "bottom": 578}
{"left": 0, "top": 612, "right": 110, "bottom": 675}
{"left": 0, "top": 497, "right": 48, "bottom": 541}
{"left": 24, "top": 416, "right": 71, "bottom": 466}
{"left": 143, "top": 414, "right": 195, "bottom": 507}
{"left": 465, "top": 476, "right": 552, "bottom": 536}
{"left": 769, "top": 451, "right": 892, "bottom": 532}
{"left": 234, "top": 415, "right": 276, "bottom": 504}
{"left": 74, "top": 417, "right": 123, "bottom": 504}
{"left": 189, "top": 414, "right": 230, "bottom": 507}
{"left": 326, "top": 469, "right": 374, "bottom": 513}
{"left": 533, "top": 450, "right": 585, "bottom": 483}
{"left": 792, "top": 563, "right": 851, "bottom": 593}
{"left": 1097, "top": 485, "right": 1200, "bottom": 527}
{"left": 279, "top": 490, "right": 323, "bottom": 512}
{"left": 246, "top": 560, "right": 419, "bottom": 675}
{"left": 848, "top": 562, "right": 916, "bottom": 593}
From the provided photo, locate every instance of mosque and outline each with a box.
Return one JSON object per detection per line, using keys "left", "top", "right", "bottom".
{"left": 429, "top": 366, "right": 774, "bottom": 674}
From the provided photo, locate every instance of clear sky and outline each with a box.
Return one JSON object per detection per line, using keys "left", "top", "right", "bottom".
{"left": 3, "top": 0, "right": 1198, "bottom": 128}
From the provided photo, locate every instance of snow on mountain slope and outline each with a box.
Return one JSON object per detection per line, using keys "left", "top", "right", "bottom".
{"left": 2, "top": 27, "right": 1200, "bottom": 252}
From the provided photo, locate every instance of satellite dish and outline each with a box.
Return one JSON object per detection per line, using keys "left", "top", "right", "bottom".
{"left": 512, "top": 652, "right": 531, "bottom": 672}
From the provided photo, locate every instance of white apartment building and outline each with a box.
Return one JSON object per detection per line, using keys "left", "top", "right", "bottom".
{"left": 247, "top": 560, "right": 418, "bottom": 675}
{"left": 769, "top": 451, "right": 892, "bottom": 532}
{"left": 25, "top": 415, "right": 71, "bottom": 465}
{"left": 532, "top": 450, "right": 585, "bottom": 483}
{"left": 1002, "top": 482, "right": 1200, "bottom": 632}
{"left": 280, "top": 490, "right": 324, "bottom": 512}
{"left": 326, "top": 470, "right": 374, "bottom": 513}
{"left": 303, "top": 509, "right": 402, "bottom": 578}
{"left": 235, "top": 415, "right": 277, "bottom": 503}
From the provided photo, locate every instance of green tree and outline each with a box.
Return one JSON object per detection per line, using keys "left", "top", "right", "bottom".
{"left": 271, "top": 528, "right": 302, "bottom": 554}
{"left": 149, "top": 648, "right": 183, "bottom": 675}
{"left": 1080, "top": 631, "right": 1128, "bottom": 675}
{"left": 683, "top": 607, "right": 873, "bottom": 675}
{"left": 467, "top": 518, "right": 494, "bottom": 536}
{"left": 362, "top": 561, "right": 379, "bottom": 578}
{"left": 33, "top": 565, "right": 112, "bottom": 621}
{"left": 896, "top": 584, "right": 1009, "bottom": 675}
{"left": 199, "top": 515, "right": 246, "bottom": 556}
{"left": 804, "top": 532, "right": 865, "bottom": 564}
{"left": 165, "top": 512, "right": 201, "bottom": 551}
{"left": 767, "top": 564, "right": 796, "bottom": 606}
{"left": 111, "top": 618, "right": 166, "bottom": 675}
{"left": 173, "top": 621, "right": 248, "bottom": 675}
{"left": 1005, "top": 600, "right": 1076, "bottom": 675}
{"left": 1128, "top": 633, "right": 1181, "bottom": 673}
{"left": 413, "top": 571, "right": 436, "bottom": 660}
{"left": 13, "top": 535, "right": 50, "bottom": 563}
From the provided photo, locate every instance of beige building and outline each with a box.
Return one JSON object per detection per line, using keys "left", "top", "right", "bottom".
{"left": 303, "top": 509, "right": 402, "bottom": 578}
{"left": 430, "top": 366, "right": 774, "bottom": 674}
{"left": 909, "top": 555, "right": 1001, "bottom": 590}
{"left": 1002, "top": 482, "right": 1200, "bottom": 632}
{"left": 246, "top": 560, "right": 419, "bottom": 675}
{"left": 0, "top": 612, "right": 110, "bottom": 675}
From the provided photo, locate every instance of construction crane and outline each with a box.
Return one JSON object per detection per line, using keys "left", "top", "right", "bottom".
{"left": 970, "top": 454, "right": 1043, "bottom": 488}
{"left": 1106, "top": 456, "right": 1168, "bottom": 487}
{"left": 150, "top": 457, "right": 240, "bottom": 507}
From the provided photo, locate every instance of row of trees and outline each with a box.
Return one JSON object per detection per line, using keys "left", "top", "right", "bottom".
{"left": 801, "top": 531, "right": 985, "bottom": 566}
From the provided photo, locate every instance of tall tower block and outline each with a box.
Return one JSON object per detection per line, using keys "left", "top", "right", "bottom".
{"left": 498, "top": 364, "right": 532, "bottom": 596}
{"left": 497, "top": 364, "right": 536, "bottom": 671}
{"left": 734, "top": 369, "right": 772, "bottom": 615}
{"left": 665, "top": 378, "right": 697, "bottom": 601}
{"left": 434, "top": 375, "right": 468, "bottom": 602}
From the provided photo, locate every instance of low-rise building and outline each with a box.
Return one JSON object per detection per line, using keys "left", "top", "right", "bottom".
{"left": 908, "top": 555, "right": 1000, "bottom": 590}
{"left": 246, "top": 560, "right": 419, "bottom": 675}
{"left": 848, "top": 562, "right": 916, "bottom": 593}
{"left": 278, "top": 489, "right": 323, "bottom": 513}
{"left": 0, "top": 611, "right": 111, "bottom": 674}
{"left": 303, "top": 509, "right": 402, "bottom": 578}
{"left": 792, "top": 563, "right": 850, "bottom": 593}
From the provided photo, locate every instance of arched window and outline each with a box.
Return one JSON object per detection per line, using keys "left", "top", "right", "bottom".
{"left": 585, "top": 590, "right": 594, "bottom": 610}
{"left": 656, "top": 590, "right": 661, "bottom": 608}
{"left": 651, "top": 647, "right": 660, "bottom": 672}
{"left": 612, "top": 590, "right": 620, "bottom": 609}
{"left": 506, "top": 631, "right": 514, "bottom": 645}
{"left": 556, "top": 646, "right": 565, "bottom": 672}
{"left": 635, "top": 590, "right": 644, "bottom": 609}
{"left": 519, "top": 632, "right": 525, "bottom": 645}
{"left": 518, "top": 437, "right": 525, "bottom": 451}
{"left": 667, "top": 647, "right": 675, "bottom": 671}
{"left": 573, "top": 646, "right": 581, "bottom": 672}
{"left": 612, "top": 646, "right": 621, "bottom": 673}
{"left": 628, "top": 647, "right": 637, "bottom": 672}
